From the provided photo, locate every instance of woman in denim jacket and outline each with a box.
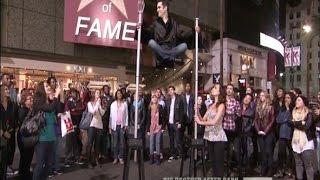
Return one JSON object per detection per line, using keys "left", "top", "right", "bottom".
{"left": 274, "top": 92, "right": 295, "bottom": 178}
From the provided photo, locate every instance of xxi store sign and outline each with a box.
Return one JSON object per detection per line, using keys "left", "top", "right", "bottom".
{"left": 64, "top": 0, "right": 139, "bottom": 49}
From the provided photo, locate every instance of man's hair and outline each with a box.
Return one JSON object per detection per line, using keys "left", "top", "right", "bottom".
{"left": 185, "top": 82, "right": 192, "bottom": 88}
{"left": 102, "top": 85, "right": 110, "bottom": 90}
{"left": 292, "top": 88, "right": 302, "bottom": 95}
{"left": 168, "top": 85, "right": 175, "bottom": 91}
{"left": 226, "top": 83, "right": 234, "bottom": 89}
{"left": 157, "top": 0, "right": 169, "bottom": 9}
{"left": 1, "top": 73, "right": 9, "bottom": 80}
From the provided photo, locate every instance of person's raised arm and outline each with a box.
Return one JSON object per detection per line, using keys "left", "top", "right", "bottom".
{"left": 195, "top": 104, "right": 225, "bottom": 126}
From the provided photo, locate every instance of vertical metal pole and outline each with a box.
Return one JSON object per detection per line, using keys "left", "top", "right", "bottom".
{"left": 290, "top": 9, "right": 294, "bottom": 89}
{"left": 306, "top": 41, "right": 310, "bottom": 98}
{"left": 219, "top": 0, "right": 224, "bottom": 85}
{"left": 290, "top": 26, "right": 294, "bottom": 89}
{"left": 133, "top": 0, "right": 144, "bottom": 163}
{"left": 134, "top": 0, "right": 144, "bottom": 139}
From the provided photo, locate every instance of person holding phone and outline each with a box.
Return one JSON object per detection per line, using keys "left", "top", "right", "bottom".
{"left": 87, "top": 89, "right": 106, "bottom": 168}
{"left": 32, "top": 81, "right": 61, "bottom": 180}
{"left": 47, "top": 77, "right": 57, "bottom": 90}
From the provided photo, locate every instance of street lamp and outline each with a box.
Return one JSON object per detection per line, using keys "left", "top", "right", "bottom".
{"left": 303, "top": 16, "right": 319, "bottom": 98}
{"left": 303, "top": 24, "right": 317, "bottom": 98}
{"left": 303, "top": 24, "right": 312, "bottom": 33}
{"left": 279, "top": 72, "right": 284, "bottom": 77}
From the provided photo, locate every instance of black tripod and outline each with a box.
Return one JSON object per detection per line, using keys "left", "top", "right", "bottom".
{"left": 180, "top": 137, "right": 206, "bottom": 177}
{"left": 123, "top": 138, "right": 145, "bottom": 180}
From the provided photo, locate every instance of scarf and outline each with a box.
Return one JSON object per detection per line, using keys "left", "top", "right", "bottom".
{"left": 292, "top": 107, "right": 309, "bottom": 151}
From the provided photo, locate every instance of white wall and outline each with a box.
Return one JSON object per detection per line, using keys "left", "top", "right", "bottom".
{"left": 204, "top": 38, "right": 268, "bottom": 90}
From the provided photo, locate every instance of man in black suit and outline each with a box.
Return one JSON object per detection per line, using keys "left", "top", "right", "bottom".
{"left": 181, "top": 83, "right": 195, "bottom": 137}
{"left": 166, "top": 86, "right": 183, "bottom": 162}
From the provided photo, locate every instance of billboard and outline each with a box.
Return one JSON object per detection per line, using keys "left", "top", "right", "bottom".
{"left": 64, "top": 0, "right": 139, "bottom": 49}
{"left": 260, "top": 32, "right": 284, "bottom": 57}
{"left": 284, "top": 46, "right": 301, "bottom": 67}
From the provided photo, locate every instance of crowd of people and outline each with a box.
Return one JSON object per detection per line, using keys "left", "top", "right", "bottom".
{"left": 1, "top": 73, "right": 320, "bottom": 180}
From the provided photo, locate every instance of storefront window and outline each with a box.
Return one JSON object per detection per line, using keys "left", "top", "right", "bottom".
{"left": 0, "top": 67, "right": 117, "bottom": 93}
{"left": 240, "top": 54, "right": 256, "bottom": 74}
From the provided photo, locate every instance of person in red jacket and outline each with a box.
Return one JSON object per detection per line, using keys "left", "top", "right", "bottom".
{"left": 254, "top": 90, "right": 275, "bottom": 177}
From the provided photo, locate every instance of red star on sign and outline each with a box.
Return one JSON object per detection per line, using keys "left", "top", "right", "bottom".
{"left": 77, "top": 0, "right": 128, "bottom": 19}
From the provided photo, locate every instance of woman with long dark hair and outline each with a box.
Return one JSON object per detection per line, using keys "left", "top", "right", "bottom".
{"left": 196, "top": 95, "right": 206, "bottom": 138}
{"left": 0, "top": 85, "right": 16, "bottom": 180}
{"left": 17, "top": 92, "right": 34, "bottom": 180}
{"left": 109, "top": 89, "right": 128, "bottom": 165}
{"left": 194, "top": 84, "right": 227, "bottom": 177}
{"left": 87, "top": 89, "right": 106, "bottom": 168}
{"left": 273, "top": 88, "right": 285, "bottom": 117}
{"left": 274, "top": 92, "right": 295, "bottom": 178}
{"left": 254, "top": 91, "right": 275, "bottom": 176}
{"left": 272, "top": 88, "right": 285, "bottom": 153}
{"left": 291, "top": 96, "right": 315, "bottom": 180}
{"left": 237, "top": 93, "right": 255, "bottom": 176}
{"left": 32, "top": 81, "right": 61, "bottom": 180}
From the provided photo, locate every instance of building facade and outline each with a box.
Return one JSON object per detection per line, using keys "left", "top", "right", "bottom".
{"left": 284, "top": 0, "right": 320, "bottom": 97}
{"left": 206, "top": 38, "right": 268, "bottom": 91}
{"left": 0, "top": 0, "right": 155, "bottom": 92}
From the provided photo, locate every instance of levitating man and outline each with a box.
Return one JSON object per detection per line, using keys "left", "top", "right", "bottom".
{"left": 141, "top": 0, "right": 200, "bottom": 67}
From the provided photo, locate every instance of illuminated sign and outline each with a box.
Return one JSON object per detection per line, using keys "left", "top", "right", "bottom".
{"left": 259, "top": 32, "right": 284, "bottom": 56}
{"left": 284, "top": 46, "right": 301, "bottom": 67}
{"left": 64, "top": 0, "right": 139, "bottom": 49}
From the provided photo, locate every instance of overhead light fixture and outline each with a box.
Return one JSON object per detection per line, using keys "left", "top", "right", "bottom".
{"left": 88, "top": 67, "right": 93, "bottom": 73}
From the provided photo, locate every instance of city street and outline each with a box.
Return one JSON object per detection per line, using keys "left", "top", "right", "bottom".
{"left": 1, "top": 0, "right": 320, "bottom": 180}
{"left": 6, "top": 132, "right": 297, "bottom": 180}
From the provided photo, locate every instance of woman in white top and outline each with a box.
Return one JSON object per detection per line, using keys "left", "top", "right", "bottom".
{"left": 195, "top": 84, "right": 227, "bottom": 177}
{"left": 291, "top": 96, "right": 315, "bottom": 180}
{"left": 87, "top": 89, "right": 106, "bottom": 168}
{"left": 109, "top": 89, "right": 128, "bottom": 164}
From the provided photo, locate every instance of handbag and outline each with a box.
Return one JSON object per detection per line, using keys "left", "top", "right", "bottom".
{"left": 20, "top": 110, "right": 45, "bottom": 137}
{"left": 79, "top": 104, "right": 93, "bottom": 130}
